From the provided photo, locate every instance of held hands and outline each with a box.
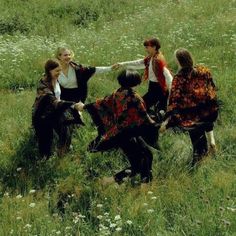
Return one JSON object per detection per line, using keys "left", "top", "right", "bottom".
{"left": 111, "top": 63, "right": 122, "bottom": 70}
{"left": 74, "top": 102, "right": 85, "bottom": 112}
{"left": 159, "top": 119, "right": 169, "bottom": 133}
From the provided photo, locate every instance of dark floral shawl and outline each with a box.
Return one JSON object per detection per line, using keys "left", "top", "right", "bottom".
{"left": 85, "top": 87, "right": 157, "bottom": 151}
{"left": 32, "top": 79, "right": 74, "bottom": 124}
{"left": 166, "top": 65, "right": 219, "bottom": 129}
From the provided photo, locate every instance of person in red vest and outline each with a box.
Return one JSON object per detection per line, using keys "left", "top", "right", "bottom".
{"left": 114, "top": 37, "right": 173, "bottom": 117}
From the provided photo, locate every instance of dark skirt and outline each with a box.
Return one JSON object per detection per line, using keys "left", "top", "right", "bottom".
{"left": 60, "top": 87, "right": 81, "bottom": 103}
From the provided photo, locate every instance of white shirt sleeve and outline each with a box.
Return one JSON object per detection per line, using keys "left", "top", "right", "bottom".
{"left": 119, "top": 59, "right": 145, "bottom": 70}
{"left": 95, "top": 66, "right": 112, "bottom": 74}
{"left": 163, "top": 67, "right": 173, "bottom": 91}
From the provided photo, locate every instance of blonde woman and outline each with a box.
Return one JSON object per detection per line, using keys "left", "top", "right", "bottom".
{"left": 55, "top": 47, "right": 114, "bottom": 103}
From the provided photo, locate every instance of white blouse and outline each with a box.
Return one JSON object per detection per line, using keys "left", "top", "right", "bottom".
{"left": 58, "top": 65, "right": 112, "bottom": 89}
{"left": 54, "top": 81, "right": 61, "bottom": 100}
{"left": 119, "top": 59, "right": 173, "bottom": 91}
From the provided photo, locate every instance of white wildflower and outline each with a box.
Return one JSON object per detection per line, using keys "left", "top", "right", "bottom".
{"left": 29, "top": 189, "right": 36, "bottom": 194}
{"left": 109, "top": 223, "right": 116, "bottom": 228}
{"left": 78, "top": 214, "right": 86, "bottom": 219}
{"left": 24, "top": 224, "right": 32, "bottom": 229}
{"left": 147, "top": 209, "right": 154, "bottom": 213}
{"left": 97, "top": 215, "right": 103, "bottom": 220}
{"left": 29, "top": 203, "right": 36, "bottom": 208}
{"left": 114, "top": 215, "right": 121, "bottom": 221}
{"left": 116, "top": 227, "right": 122, "bottom": 232}
{"left": 126, "top": 220, "right": 132, "bottom": 225}
{"left": 227, "top": 207, "right": 236, "bottom": 212}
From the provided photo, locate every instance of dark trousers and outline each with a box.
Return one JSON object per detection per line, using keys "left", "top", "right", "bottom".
{"left": 189, "top": 127, "right": 208, "bottom": 165}
{"left": 34, "top": 114, "right": 72, "bottom": 158}
{"left": 143, "top": 81, "right": 168, "bottom": 112}
{"left": 114, "top": 137, "right": 153, "bottom": 183}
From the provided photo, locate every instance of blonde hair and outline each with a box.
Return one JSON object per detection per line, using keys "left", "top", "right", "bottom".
{"left": 55, "top": 47, "right": 75, "bottom": 60}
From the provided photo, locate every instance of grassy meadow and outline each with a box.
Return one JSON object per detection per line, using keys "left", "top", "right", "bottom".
{"left": 0, "top": 0, "right": 236, "bottom": 235}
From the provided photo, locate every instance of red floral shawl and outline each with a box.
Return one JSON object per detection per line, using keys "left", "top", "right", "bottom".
{"left": 85, "top": 87, "right": 156, "bottom": 151}
{"left": 167, "top": 65, "right": 219, "bottom": 128}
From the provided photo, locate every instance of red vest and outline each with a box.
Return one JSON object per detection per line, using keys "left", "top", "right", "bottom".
{"left": 144, "top": 54, "right": 167, "bottom": 94}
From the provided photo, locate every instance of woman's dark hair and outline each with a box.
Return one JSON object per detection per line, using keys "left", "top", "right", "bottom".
{"left": 117, "top": 70, "right": 142, "bottom": 88}
{"left": 143, "top": 37, "right": 161, "bottom": 51}
{"left": 175, "top": 48, "right": 194, "bottom": 69}
{"left": 44, "top": 59, "right": 60, "bottom": 80}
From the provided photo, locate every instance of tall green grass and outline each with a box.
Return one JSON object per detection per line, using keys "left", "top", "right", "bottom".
{"left": 0, "top": 0, "right": 236, "bottom": 235}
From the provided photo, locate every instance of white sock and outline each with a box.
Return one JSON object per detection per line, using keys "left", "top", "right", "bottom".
{"left": 206, "top": 131, "right": 216, "bottom": 146}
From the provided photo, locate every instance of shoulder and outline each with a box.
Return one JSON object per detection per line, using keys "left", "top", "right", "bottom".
{"left": 37, "top": 79, "right": 53, "bottom": 95}
{"left": 193, "top": 65, "right": 212, "bottom": 79}
{"left": 71, "top": 61, "right": 95, "bottom": 75}
{"left": 153, "top": 53, "right": 166, "bottom": 68}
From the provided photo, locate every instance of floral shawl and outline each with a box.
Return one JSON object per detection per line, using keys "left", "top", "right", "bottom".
{"left": 166, "top": 65, "right": 219, "bottom": 129}
{"left": 85, "top": 87, "right": 157, "bottom": 151}
{"left": 32, "top": 79, "right": 74, "bottom": 124}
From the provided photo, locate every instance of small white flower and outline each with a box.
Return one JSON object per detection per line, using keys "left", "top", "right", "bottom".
{"left": 73, "top": 218, "right": 79, "bottom": 224}
{"left": 65, "top": 226, "right": 72, "bottom": 231}
{"left": 29, "top": 203, "right": 36, "bottom": 208}
{"left": 97, "top": 204, "right": 103, "bottom": 208}
{"left": 110, "top": 223, "right": 116, "bottom": 228}
{"left": 97, "top": 215, "right": 103, "bottom": 220}
{"left": 227, "top": 207, "right": 236, "bottom": 212}
{"left": 116, "top": 227, "right": 122, "bottom": 232}
{"left": 126, "top": 220, "right": 132, "bottom": 225}
{"left": 114, "top": 215, "right": 121, "bottom": 221}
{"left": 16, "top": 216, "right": 22, "bottom": 220}
{"left": 147, "top": 209, "right": 154, "bottom": 213}
{"left": 147, "top": 191, "right": 153, "bottom": 195}
{"left": 143, "top": 203, "right": 148, "bottom": 206}
{"left": 151, "top": 196, "right": 157, "bottom": 200}
{"left": 29, "top": 189, "right": 36, "bottom": 194}
{"left": 78, "top": 214, "right": 86, "bottom": 219}
{"left": 104, "top": 212, "right": 109, "bottom": 216}
{"left": 16, "top": 194, "right": 22, "bottom": 199}
{"left": 24, "top": 224, "right": 32, "bottom": 228}
{"left": 56, "top": 231, "right": 61, "bottom": 235}
{"left": 16, "top": 167, "right": 22, "bottom": 172}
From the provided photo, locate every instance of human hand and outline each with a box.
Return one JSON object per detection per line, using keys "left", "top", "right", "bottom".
{"left": 74, "top": 102, "right": 85, "bottom": 111}
{"left": 160, "top": 119, "right": 169, "bottom": 133}
{"left": 159, "top": 123, "right": 167, "bottom": 133}
{"left": 111, "top": 63, "right": 121, "bottom": 70}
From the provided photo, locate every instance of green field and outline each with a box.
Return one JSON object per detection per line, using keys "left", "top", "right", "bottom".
{"left": 0, "top": 0, "right": 236, "bottom": 235}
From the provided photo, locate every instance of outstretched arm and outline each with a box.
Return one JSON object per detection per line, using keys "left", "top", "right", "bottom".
{"left": 115, "top": 59, "right": 145, "bottom": 70}
{"left": 95, "top": 66, "right": 112, "bottom": 74}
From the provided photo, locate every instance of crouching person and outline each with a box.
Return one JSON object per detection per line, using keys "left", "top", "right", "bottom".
{"left": 76, "top": 70, "right": 159, "bottom": 184}
{"left": 32, "top": 59, "right": 82, "bottom": 159}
